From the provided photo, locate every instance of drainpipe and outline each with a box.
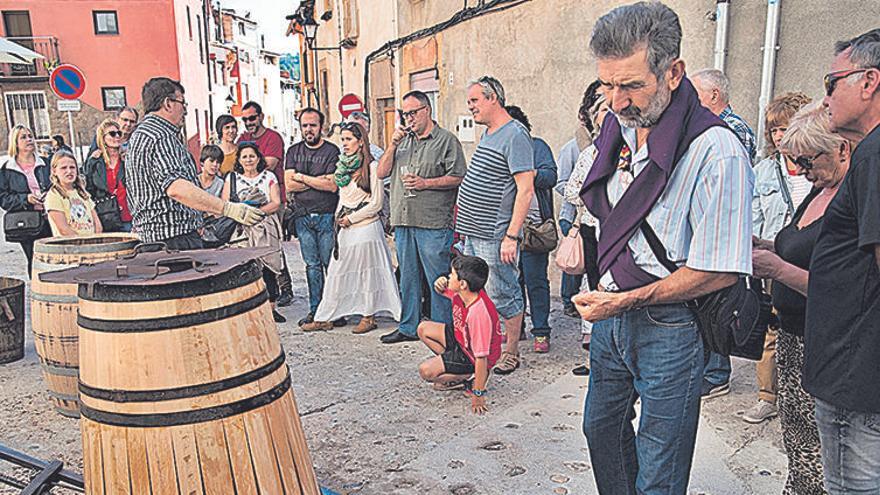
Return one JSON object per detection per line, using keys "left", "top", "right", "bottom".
{"left": 756, "top": 0, "right": 781, "bottom": 156}
{"left": 713, "top": 0, "right": 730, "bottom": 72}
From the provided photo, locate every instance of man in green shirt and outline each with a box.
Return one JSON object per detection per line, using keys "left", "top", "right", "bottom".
{"left": 378, "top": 90, "right": 467, "bottom": 344}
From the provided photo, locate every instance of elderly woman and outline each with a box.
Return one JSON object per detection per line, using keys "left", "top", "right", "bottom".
{"left": 743, "top": 92, "right": 813, "bottom": 425}
{"left": 0, "top": 125, "right": 51, "bottom": 276}
{"left": 563, "top": 81, "right": 609, "bottom": 376}
{"left": 84, "top": 118, "right": 132, "bottom": 232}
{"left": 752, "top": 102, "right": 851, "bottom": 495}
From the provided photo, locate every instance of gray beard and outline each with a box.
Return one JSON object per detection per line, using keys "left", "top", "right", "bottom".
{"left": 617, "top": 83, "right": 672, "bottom": 129}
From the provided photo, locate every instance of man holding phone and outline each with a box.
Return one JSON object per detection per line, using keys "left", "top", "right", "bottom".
{"left": 377, "top": 90, "right": 467, "bottom": 344}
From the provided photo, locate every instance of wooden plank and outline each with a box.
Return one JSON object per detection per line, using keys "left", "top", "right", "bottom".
{"left": 265, "top": 396, "right": 301, "bottom": 494}
{"left": 100, "top": 423, "right": 131, "bottom": 495}
{"left": 170, "top": 425, "right": 205, "bottom": 495}
{"left": 193, "top": 420, "right": 236, "bottom": 495}
{"left": 242, "top": 410, "right": 284, "bottom": 495}
{"left": 223, "top": 416, "right": 258, "bottom": 495}
{"left": 281, "top": 392, "right": 320, "bottom": 494}
{"left": 126, "top": 428, "right": 151, "bottom": 495}
{"left": 81, "top": 420, "right": 105, "bottom": 495}
{"left": 144, "top": 427, "right": 178, "bottom": 495}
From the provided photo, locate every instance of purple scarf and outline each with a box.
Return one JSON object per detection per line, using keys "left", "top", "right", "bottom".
{"left": 580, "top": 77, "right": 725, "bottom": 290}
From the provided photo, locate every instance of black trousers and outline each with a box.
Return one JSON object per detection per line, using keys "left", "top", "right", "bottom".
{"left": 161, "top": 230, "right": 205, "bottom": 251}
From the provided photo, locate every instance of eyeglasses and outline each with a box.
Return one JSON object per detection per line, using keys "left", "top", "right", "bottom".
{"left": 242, "top": 115, "right": 260, "bottom": 122}
{"left": 167, "top": 97, "right": 188, "bottom": 108}
{"left": 787, "top": 151, "right": 825, "bottom": 170}
{"left": 400, "top": 106, "right": 427, "bottom": 119}
{"left": 823, "top": 69, "right": 870, "bottom": 96}
{"left": 106, "top": 130, "right": 122, "bottom": 138}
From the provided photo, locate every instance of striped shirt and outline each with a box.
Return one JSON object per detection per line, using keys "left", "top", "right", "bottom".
{"left": 592, "top": 120, "right": 754, "bottom": 290}
{"left": 126, "top": 114, "right": 203, "bottom": 243}
{"left": 456, "top": 119, "right": 534, "bottom": 240}
{"left": 719, "top": 106, "right": 757, "bottom": 163}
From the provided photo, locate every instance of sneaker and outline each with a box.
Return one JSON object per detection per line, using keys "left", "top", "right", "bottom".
{"left": 297, "top": 313, "right": 315, "bottom": 327}
{"left": 701, "top": 380, "right": 731, "bottom": 401}
{"left": 563, "top": 306, "right": 580, "bottom": 318}
{"left": 493, "top": 351, "right": 520, "bottom": 375}
{"left": 533, "top": 336, "right": 550, "bottom": 353}
{"left": 742, "top": 400, "right": 778, "bottom": 424}
{"left": 272, "top": 309, "right": 287, "bottom": 323}
{"left": 276, "top": 290, "right": 294, "bottom": 307}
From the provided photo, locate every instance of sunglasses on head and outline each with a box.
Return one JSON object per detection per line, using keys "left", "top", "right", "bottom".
{"left": 242, "top": 115, "right": 260, "bottom": 122}
{"left": 340, "top": 122, "right": 362, "bottom": 138}
{"left": 787, "top": 151, "right": 825, "bottom": 170}
{"left": 107, "top": 130, "right": 122, "bottom": 138}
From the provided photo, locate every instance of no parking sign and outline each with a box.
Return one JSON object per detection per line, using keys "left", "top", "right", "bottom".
{"left": 49, "top": 64, "right": 86, "bottom": 100}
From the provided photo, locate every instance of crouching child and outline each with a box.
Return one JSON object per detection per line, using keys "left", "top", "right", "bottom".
{"left": 417, "top": 255, "right": 502, "bottom": 414}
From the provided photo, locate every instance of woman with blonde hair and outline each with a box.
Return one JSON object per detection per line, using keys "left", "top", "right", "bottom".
{"left": 752, "top": 101, "right": 853, "bottom": 494}
{"left": 45, "top": 150, "right": 102, "bottom": 236}
{"left": 299, "top": 122, "right": 401, "bottom": 333}
{"left": 0, "top": 125, "right": 51, "bottom": 275}
{"left": 83, "top": 118, "right": 132, "bottom": 232}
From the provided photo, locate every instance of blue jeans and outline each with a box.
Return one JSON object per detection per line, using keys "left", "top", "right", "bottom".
{"left": 294, "top": 213, "right": 335, "bottom": 314}
{"left": 519, "top": 251, "right": 550, "bottom": 337}
{"left": 462, "top": 237, "right": 523, "bottom": 319}
{"left": 584, "top": 303, "right": 704, "bottom": 494}
{"left": 815, "top": 398, "right": 880, "bottom": 494}
{"left": 395, "top": 226, "right": 453, "bottom": 337}
{"left": 561, "top": 272, "right": 583, "bottom": 310}
{"left": 703, "top": 352, "right": 732, "bottom": 386}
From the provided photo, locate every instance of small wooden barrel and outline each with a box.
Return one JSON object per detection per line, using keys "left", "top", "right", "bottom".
{"left": 31, "top": 234, "right": 139, "bottom": 417}
{"left": 77, "top": 259, "right": 320, "bottom": 495}
{"left": 0, "top": 277, "right": 25, "bottom": 364}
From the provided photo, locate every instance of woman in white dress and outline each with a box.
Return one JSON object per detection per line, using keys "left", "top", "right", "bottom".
{"left": 300, "top": 122, "right": 401, "bottom": 333}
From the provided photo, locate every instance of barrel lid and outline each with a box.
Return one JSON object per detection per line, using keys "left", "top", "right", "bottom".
{"left": 40, "top": 245, "right": 276, "bottom": 286}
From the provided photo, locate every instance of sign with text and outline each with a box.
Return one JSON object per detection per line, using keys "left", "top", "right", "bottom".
{"left": 56, "top": 99, "right": 81, "bottom": 112}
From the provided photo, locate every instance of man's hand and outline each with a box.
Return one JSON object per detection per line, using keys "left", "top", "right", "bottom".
{"left": 470, "top": 394, "right": 488, "bottom": 415}
{"left": 572, "top": 290, "right": 636, "bottom": 323}
{"left": 559, "top": 219, "right": 573, "bottom": 236}
{"left": 391, "top": 126, "right": 408, "bottom": 146}
{"left": 434, "top": 276, "right": 448, "bottom": 294}
{"left": 402, "top": 174, "right": 427, "bottom": 191}
{"left": 222, "top": 201, "right": 266, "bottom": 226}
{"left": 500, "top": 237, "right": 518, "bottom": 264}
{"left": 752, "top": 248, "right": 783, "bottom": 280}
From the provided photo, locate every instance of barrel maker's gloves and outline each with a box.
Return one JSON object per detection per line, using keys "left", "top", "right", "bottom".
{"left": 222, "top": 201, "right": 266, "bottom": 226}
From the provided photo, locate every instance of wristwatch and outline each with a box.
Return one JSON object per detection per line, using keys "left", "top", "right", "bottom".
{"left": 471, "top": 389, "right": 487, "bottom": 397}
{"left": 504, "top": 233, "right": 522, "bottom": 243}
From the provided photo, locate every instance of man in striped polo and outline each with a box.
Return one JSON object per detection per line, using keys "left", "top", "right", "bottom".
{"left": 574, "top": 3, "right": 754, "bottom": 493}
{"left": 455, "top": 76, "right": 535, "bottom": 375}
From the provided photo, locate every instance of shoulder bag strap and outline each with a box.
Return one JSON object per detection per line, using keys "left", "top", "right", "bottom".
{"left": 639, "top": 221, "right": 679, "bottom": 275}
{"left": 774, "top": 157, "right": 795, "bottom": 216}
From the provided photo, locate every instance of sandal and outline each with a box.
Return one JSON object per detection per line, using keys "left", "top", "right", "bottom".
{"left": 493, "top": 351, "right": 520, "bottom": 375}
{"left": 352, "top": 315, "right": 377, "bottom": 335}
{"left": 433, "top": 380, "right": 468, "bottom": 391}
{"left": 301, "top": 321, "right": 333, "bottom": 332}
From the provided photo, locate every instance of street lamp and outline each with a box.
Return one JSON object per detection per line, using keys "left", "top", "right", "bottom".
{"left": 301, "top": 16, "right": 318, "bottom": 48}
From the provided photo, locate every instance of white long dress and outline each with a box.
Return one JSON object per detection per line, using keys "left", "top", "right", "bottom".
{"left": 314, "top": 162, "right": 401, "bottom": 321}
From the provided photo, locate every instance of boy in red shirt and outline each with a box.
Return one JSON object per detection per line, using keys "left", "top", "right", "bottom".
{"left": 417, "top": 255, "right": 503, "bottom": 414}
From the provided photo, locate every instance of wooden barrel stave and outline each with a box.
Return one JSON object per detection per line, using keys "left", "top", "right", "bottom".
{"left": 31, "top": 234, "right": 139, "bottom": 417}
{"left": 0, "top": 277, "right": 25, "bottom": 364}
{"left": 78, "top": 260, "right": 320, "bottom": 495}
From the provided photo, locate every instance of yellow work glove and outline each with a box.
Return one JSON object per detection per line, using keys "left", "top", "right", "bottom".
{"left": 222, "top": 201, "right": 266, "bottom": 226}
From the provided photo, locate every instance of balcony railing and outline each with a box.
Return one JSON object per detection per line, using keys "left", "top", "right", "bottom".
{"left": 0, "top": 36, "right": 60, "bottom": 80}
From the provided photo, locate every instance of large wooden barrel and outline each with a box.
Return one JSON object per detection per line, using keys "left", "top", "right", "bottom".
{"left": 76, "top": 257, "right": 320, "bottom": 495}
{"left": 0, "top": 277, "right": 25, "bottom": 364}
{"left": 30, "top": 234, "right": 140, "bottom": 417}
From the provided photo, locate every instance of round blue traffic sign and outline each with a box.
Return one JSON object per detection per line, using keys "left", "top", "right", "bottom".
{"left": 50, "top": 64, "right": 86, "bottom": 100}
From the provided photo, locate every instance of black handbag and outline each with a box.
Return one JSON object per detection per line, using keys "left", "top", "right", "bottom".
{"left": 522, "top": 218, "right": 559, "bottom": 253}
{"left": 641, "top": 222, "right": 772, "bottom": 361}
{"left": 94, "top": 195, "right": 124, "bottom": 232}
{"left": 4, "top": 210, "right": 46, "bottom": 242}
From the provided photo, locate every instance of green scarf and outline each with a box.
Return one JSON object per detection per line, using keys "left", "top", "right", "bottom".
{"left": 334, "top": 153, "right": 361, "bottom": 188}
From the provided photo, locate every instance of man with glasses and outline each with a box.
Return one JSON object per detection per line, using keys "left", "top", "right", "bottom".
{"left": 239, "top": 101, "right": 295, "bottom": 306}
{"left": 88, "top": 106, "right": 139, "bottom": 156}
{"left": 127, "top": 77, "right": 264, "bottom": 249}
{"left": 377, "top": 90, "right": 466, "bottom": 344}
{"left": 804, "top": 29, "right": 880, "bottom": 494}
{"left": 456, "top": 77, "right": 535, "bottom": 369}
{"left": 573, "top": 4, "right": 753, "bottom": 492}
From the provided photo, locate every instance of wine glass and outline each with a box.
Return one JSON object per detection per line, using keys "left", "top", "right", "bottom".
{"left": 401, "top": 165, "right": 417, "bottom": 198}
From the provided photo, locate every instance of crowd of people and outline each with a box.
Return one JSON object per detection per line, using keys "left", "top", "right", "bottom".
{"left": 0, "top": 1, "right": 878, "bottom": 493}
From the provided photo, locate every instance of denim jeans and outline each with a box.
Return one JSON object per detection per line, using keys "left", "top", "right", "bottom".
{"left": 703, "top": 351, "right": 732, "bottom": 386}
{"left": 395, "top": 226, "right": 453, "bottom": 337}
{"left": 815, "top": 398, "right": 880, "bottom": 494}
{"left": 561, "top": 272, "right": 583, "bottom": 310}
{"left": 462, "top": 236, "right": 523, "bottom": 319}
{"left": 294, "top": 213, "right": 335, "bottom": 314}
{"left": 584, "top": 303, "right": 704, "bottom": 494}
{"left": 519, "top": 250, "right": 551, "bottom": 337}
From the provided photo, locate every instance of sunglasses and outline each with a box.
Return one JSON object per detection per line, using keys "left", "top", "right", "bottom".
{"left": 339, "top": 122, "right": 363, "bottom": 138}
{"left": 787, "top": 151, "right": 825, "bottom": 170}
{"left": 106, "top": 130, "right": 122, "bottom": 138}
{"left": 242, "top": 115, "right": 260, "bottom": 122}
{"left": 823, "top": 69, "right": 869, "bottom": 97}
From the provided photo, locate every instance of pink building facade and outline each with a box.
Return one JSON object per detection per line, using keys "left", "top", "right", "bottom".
{"left": 0, "top": 0, "right": 212, "bottom": 156}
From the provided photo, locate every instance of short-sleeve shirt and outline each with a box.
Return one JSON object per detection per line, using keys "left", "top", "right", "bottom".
{"left": 455, "top": 119, "right": 535, "bottom": 240}
{"left": 284, "top": 140, "right": 340, "bottom": 215}
{"left": 229, "top": 170, "right": 276, "bottom": 202}
{"left": 390, "top": 124, "right": 466, "bottom": 229}
{"left": 45, "top": 188, "right": 96, "bottom": 236}
{"left": 239, "top": 128, "right": 285, "bottom": 198}
{"left": 803, "top": 123, "right": 880, "bottom": 413}
{"left": 126, "top": 114, "right": 203, "bottom": 243}
{"left": 446, "top": 289, "right": 502, "bottom": 368}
